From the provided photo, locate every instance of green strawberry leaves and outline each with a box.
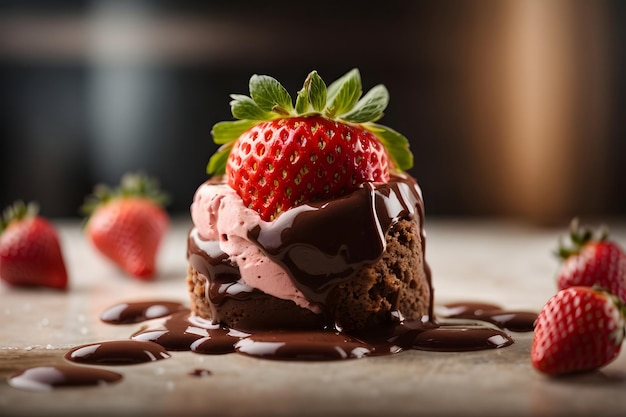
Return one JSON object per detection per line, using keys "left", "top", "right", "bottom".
{"left": 249, "top": 74, "right": 294, "bottom": 115}
{"left": 556, "top": 218, "right": 610, "bottom": 259}
{"left": 81, "top": 172, "right": 169, "bottom": 218}
{"left": 207, "top": 68, "right": 414, "bottom": 174}
{"left": 364, "top": 124, "right": 413, "bottom": 171}
{"left": 0, "top": 200, "right": 38, "bottom": 233}
{"left": 230, "top": 94, "right": 273, "bottom": 121}
{"left": 342, "top": 85, "right": 389, "bottom": 124}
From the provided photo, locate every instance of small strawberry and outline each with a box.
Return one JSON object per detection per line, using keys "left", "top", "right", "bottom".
{"left": 206, "top": 69, "right": 413, "bottom": 221}
{"left": 82, "top": 172, "right": 169, "bottom": 280}
{"left": 556, "top": 218, "right": 626, "bottom": 304}
{"left": 531, "top": 286, "right": 625, "bottom": 376}
{"left": 0, "top": 201, "right": 68, "bottom": 290}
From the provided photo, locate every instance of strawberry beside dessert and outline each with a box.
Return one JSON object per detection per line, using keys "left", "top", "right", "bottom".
{"left": 532, "top": 219, "right": 626, "bottom": 376}
{"left": 532, "top": 286, "right": 625, "bottom": 376}
{"left": 82, "top": 172, "right": 169, "bottom": 280}
{"left": 187, "top": 69, "right": 431, "bottom": 331}
{"left": 0, "top": 201, "right": 68, "bottom": 290}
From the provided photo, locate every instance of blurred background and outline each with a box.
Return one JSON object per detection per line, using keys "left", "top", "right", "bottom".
{"left": 0, "top": 0, "right": 624, "bottom": 225}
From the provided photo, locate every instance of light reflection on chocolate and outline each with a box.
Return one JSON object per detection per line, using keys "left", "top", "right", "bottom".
{"left": 121, "top": 301, "right": 532, "bottom": 361}
{"left": 7, "top": 299, "right": 536, "bottom": 393}
{"left": 188, "top": 175, "right": 433, "bottom": 330}
{"left": 65, "top": 340, "right": 171, "bottom": 365}
{"left": 8, "top": 365, "right": 122, "bottom": 391}
{"left": 100, "top": 301, "right": 187, "bottom": 324}
{"left": 439, "top": 302, "right": 537, "bottom": 332}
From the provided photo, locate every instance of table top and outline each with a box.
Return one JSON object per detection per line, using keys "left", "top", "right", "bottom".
{"left": 1, "top": 217, "right": 625, "bottom": 417}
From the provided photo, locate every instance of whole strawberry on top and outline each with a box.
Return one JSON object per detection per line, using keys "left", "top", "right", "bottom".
{"left": 207, "top": 69, "right": 413, "bottom": 221}
{"left": 0, "top": 201, "right": 68, "bottom": 290}
{"left": 531, "top": 286, "right": 625, "bottom": 376}
{"left": 82, "top": 172, "right": 169, "bottom": 280}
{"left": 556, "top": 218, "right": 626, "bottom": 304}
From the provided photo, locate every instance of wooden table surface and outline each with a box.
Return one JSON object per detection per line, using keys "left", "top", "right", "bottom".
{"left": 1, "top": 217, "right": 625, "bottom": 417}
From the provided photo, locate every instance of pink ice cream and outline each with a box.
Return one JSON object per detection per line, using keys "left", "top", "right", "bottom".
{"left": 190, "top": 182, "right": 319, "bottom": 313}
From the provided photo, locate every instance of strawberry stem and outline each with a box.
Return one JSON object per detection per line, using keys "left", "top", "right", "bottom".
{"left": 0, "top": 201, "right": 38, "bottom": 234}
{"left": 556, "top": 217, "right": 610, "bottom": 260}
{"left": 81, "top": 172, "right": 169, "bottom": 218}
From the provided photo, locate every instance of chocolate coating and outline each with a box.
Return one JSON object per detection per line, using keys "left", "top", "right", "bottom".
{"left": 187, "top": 174, "right": 432, "bottom": 331}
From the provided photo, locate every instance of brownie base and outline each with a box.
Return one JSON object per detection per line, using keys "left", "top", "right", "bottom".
{"left": 186, "top": 218, "right": 430, "bottom": 332}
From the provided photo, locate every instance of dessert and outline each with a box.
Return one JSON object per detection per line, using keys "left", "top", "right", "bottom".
{"left": 186, "top": 69, "right": 431, "bottom": 332}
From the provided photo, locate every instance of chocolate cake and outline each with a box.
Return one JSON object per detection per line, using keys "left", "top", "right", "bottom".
{"left": 186, "top": 69, "right": 432, "bottom": 333}
{"left": 187, "top": 175, "right": 431, "bottom": 332}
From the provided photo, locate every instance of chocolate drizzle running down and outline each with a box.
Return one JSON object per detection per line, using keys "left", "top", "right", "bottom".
{"left": 248, "top": 175, "right": 431, "bottom": 318}
{"left": 188, "top": 174, "right": 433, "bottom": 330}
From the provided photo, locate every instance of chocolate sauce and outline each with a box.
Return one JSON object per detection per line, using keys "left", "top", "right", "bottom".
{"left": 412, "top": 326, "right": 513, "bottom": 351}
{"left": 235, "top": 330, "right": 373, "bottom": 360}
{"left": 125, "top": 304, "right": 519, "bottom": 360}
{"left": 188, "top": 175, "right": 433, "bottom": 330}
{"left": 131, "top": 311, "right": 207, "bottom": 351}
{"left": 65, "top": 340, "right": 171, "bottom": 365}
{"left": 249, "top": 176, "right": 429, "bottom": 311}
{"left": 100, "top": 300, "right": 187, "bottom": 324}
{"left": 8, "top": 365, "right": 122, "bottom": 391}
{"left": 7, "top": 299, "right": 536, "bottom": 393}
{"left": 131, "top": 311, "right": 247, "bottom": 353}
{"left": 440, "top": 302, "right": 537, "bottom": 332}
{"left": 189, "top": 368, "right": 213, "bottom": 377}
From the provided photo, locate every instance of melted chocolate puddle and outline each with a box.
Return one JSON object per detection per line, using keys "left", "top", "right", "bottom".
{"left": 65, "top": 340, "right": 171, "bottom": 365}
{"left": 8, "top": 365, "right": 122, "bottom": 391}
{"left": 189, "top": 368, "right": 213, "bottom": 377}
{"left": 7, "top": 300, "right": 537, "bottom": 391}
{"left": 235, "top": 331, "right": 373, "bottom": 361}
{"left": 100, "top": 301, "right": 187, "bottom": 324}
{"left": 439, "top": 302, "right": 537, "bottom": 332}
{"left": 126, "top": 300, "right": 533, "bottom": 361}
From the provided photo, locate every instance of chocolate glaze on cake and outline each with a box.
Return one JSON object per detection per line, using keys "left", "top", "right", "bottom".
{"left": 187, "top": 174, "right": 432, "bottom": 331}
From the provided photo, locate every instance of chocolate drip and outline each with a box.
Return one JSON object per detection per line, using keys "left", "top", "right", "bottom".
{"left": 6, "top": 299, "right": 536, "bottom": 393}
{"left": 187, "top": 175, "right": 432, "bottom": 329}
{"left": 65, "top": 340, "right": 171, "bottom": 365}
{"left": 100, "top": 301, "right": 187, "bottom": 324}
{"left": 118, "top": 305, "right": 518, "bottom": 360}
{"left": 189, "top": 175, "right": 430, "bottom": 327}
{"left": 187, "top": 235, "right": 259, "bottom": 324}
{"left": 250, "top": 176, "right": 430, "bottom": 325}
{"left": 440, "top": 302, "right": 537, "bottom": 332}
{"left": 249, "top": 177, "right": 425, "bottom": 301}
{"left": 8, "top": 365, "right": 122, "bottom": 391}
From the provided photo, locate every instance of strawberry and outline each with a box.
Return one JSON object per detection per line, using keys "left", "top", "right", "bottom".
{"left": 556, "top": 218, "right": 626, "bottom": 304}
{"left": 0, "top": 201, "right": 68, "bottom": 290}
{"left": 531, "top": 286, "right": 625, "bottom": 376}
{"left": 82, "top": 172, "right": 169, "bottom": 280}
{"left": 206, "top": 69, "right": 413, "bottom": 221}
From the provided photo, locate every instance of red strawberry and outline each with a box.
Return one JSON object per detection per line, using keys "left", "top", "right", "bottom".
{"left": 0, "top": 201, "right": 68, "bottom": 290}
{"left": 82, "top": 173, "right": 169, "bottom": 279}
{"left": 531, "top": 286, "right": 625, "bottom": 376}
{"left": 226, "top": 116, "right": 390, "bottom": 220}
{"left": 207, "top": 69, "right": 413, "bottom": 221}
{"left": 556, "top": 218, "right": 626, "bottom": 304}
